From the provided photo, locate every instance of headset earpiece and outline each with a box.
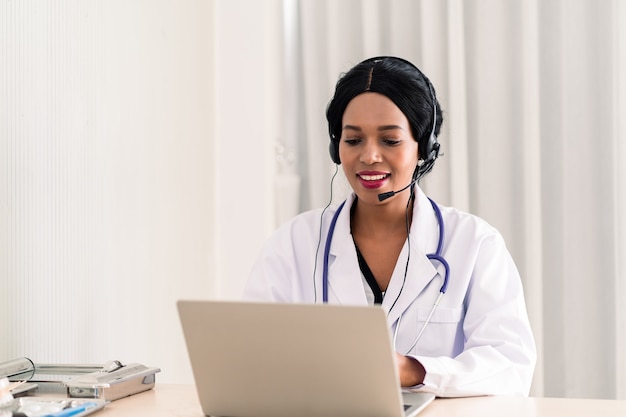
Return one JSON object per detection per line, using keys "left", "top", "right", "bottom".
{"left": 422, "top": 133, "right": 440, "bottom": 163}
{"left": 329, "top": 137, "right": 341, "bottom": 165}
{"left": 417, "top": 83, "right": 440, "bottom": 174}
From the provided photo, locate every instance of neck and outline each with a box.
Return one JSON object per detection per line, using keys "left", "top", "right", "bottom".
{"left": 351, "top": 194, "right": 414, "bottom": 237}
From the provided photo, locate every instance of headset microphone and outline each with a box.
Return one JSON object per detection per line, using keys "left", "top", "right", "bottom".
{"left": 377, "top": 178, "right": 417, "bottom": 201}
{"left": 377, "top": 160, "right": 424, "bottom": 202}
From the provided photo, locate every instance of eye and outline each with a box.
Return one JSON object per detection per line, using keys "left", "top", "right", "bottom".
{"left": 383, "top": 138, "right": 401, "bottom": 146}
{"left": 344, "top": 138, "right": 362, "bottom": 146}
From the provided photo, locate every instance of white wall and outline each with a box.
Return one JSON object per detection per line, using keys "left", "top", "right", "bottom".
{"left": 0, "top": 1, "right": 226, "bottom": 384}
{"left": 213, "top": 0, "right": 282, "bottom": 299}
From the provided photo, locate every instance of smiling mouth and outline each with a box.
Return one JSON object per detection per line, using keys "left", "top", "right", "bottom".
{"left": 356, "top": 173, "right": 390, "bottom": 190}
{"left": 358, "top": 173, "right": 389, "bottom": 181}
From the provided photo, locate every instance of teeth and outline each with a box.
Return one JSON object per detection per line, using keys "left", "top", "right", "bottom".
{"left": 360, "top": 174, "right": 387, "bottom": 181}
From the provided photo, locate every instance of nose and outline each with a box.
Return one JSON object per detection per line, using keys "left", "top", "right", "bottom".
{"left": 359, "top": 141, "right": 382, "bottom": 165}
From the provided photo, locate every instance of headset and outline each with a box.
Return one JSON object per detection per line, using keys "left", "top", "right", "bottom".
{"left": 328, "top": 58, "right": 441, "bottom": 177}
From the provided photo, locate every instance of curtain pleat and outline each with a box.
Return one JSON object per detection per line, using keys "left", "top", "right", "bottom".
{"left": 611, "top": 0, "right": 625, "bottom": 400}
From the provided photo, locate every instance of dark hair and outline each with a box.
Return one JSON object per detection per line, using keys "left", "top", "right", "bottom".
{"left": 326, "top": 56, "right": 443, "bottom": 178}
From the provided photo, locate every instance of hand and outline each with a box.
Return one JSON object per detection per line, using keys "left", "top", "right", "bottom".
{"left": 395, "top": 353, "right": 426, "bottom": 387}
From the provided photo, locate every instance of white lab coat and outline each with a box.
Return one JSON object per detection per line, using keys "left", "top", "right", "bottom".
{"left": 244, "top": 186, "right": 536, "bottom": 398}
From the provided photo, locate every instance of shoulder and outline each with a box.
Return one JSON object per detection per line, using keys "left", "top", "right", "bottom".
{"left": 264, "top": 203, "right": 345, "bottom": 246}
{"left": 439, "top": 204, "right": 497, "bottom": 232}
{"left": 436, "top": 203, "right": 506, "bottom": 248}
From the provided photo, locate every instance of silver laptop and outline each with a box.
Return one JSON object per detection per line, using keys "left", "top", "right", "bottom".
{"left": 177, "top": 300, "right": 435, "bottom": 417}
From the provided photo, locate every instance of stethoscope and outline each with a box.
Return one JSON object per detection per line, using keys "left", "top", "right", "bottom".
{"left": 322, "top": 196, "right": 450, "bottom": 353}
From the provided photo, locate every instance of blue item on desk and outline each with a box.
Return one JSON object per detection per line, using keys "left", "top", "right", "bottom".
{"left": 40, "top": 401, "right": 99, "bottom": 417}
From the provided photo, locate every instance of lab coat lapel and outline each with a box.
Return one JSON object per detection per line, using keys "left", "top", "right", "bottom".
{"left": 326, "top": 196, "right": 368, "bottom": 305}
{"left": 383, "top": 247, "right": 438, "bottom": 327}
{"left": 383, "top": 188, "right": 441, "bottom": 327}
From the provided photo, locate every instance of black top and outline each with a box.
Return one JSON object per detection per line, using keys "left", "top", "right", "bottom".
{"left": 354, "top": 244, "right": 384, "bottom": 304}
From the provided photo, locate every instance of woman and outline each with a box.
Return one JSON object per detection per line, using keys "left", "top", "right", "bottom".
{"left": 244, "top": 56, "right": 536, "bottom": 397}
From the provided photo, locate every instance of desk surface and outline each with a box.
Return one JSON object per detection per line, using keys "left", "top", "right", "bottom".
{"left": 88, "top": 384, "right": 626, "bottom": 417}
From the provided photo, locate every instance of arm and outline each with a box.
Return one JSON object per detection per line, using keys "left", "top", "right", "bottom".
{"left": 243, "top": 210, "right": 324, "bottom": 303}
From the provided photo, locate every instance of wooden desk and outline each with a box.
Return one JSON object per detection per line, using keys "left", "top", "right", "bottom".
{"left": 91, "top": 384, "right": 626, "bottom": 417}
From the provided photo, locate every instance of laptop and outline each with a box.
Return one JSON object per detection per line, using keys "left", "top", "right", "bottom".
{"left": 177, "top": 300, "right": 435, "bottom": 417}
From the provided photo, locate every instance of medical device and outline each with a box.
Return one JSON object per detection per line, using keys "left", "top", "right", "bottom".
{"left": 1, "top": 358, "right": 160, "bottom": 401}
{"left": 322, "top": 197, "right": 450, "bottom": 353}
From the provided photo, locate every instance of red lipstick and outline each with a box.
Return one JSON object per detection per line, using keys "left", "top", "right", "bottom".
{"left": 357, "top": 171, "right": 389, "bottom": 189}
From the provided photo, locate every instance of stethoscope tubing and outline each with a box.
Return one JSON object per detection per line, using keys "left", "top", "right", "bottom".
{"left": 322, "top": 200, "right": 346, "bottom": 303}
{"left": 322, "top": 197, "right": 448, "bottom": 301}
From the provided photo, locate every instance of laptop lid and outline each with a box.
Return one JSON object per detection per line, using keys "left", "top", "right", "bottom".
{"left": 177, "top": 300, "right": 434, "bottom": 417}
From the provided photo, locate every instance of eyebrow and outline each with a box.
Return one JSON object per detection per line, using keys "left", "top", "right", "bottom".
{"left": 342, "top": 124, "right": 406, "bottom": 132}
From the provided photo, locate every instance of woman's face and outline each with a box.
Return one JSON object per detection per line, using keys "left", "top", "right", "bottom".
{"left": 339, "top": 92, "right": 419, "bottom": 206}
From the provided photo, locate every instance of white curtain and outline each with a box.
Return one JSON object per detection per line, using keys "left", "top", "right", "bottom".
{"left": 286, "top": 0, "right": 626, "bottom": 399}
